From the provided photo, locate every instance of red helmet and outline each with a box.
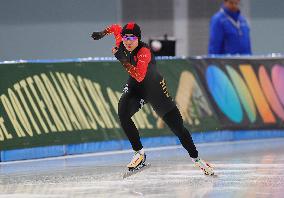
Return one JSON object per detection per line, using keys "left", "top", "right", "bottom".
{"left": 121, "top": 22, "right": 141, "bottom": 39}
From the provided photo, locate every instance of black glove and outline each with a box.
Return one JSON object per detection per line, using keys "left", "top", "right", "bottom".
{"left": 91, "top": 31, "right": 106, "bottom": 40}
{"left": 114, "top": 47, "right": 128, "bottom": 63}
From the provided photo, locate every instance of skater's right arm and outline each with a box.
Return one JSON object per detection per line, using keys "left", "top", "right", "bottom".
{"left": 91, "top": 24, "right": 122, "bottom": 47}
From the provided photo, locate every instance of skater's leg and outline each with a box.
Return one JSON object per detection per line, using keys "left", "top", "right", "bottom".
{"left": 162, "top": 106, "right": 198, "bottom": 158}
{"left": 118, "top": 93, "right": 147, "bottom": 169}
{"left": 118, "top": 92, "right": 143, "bottom": 151}
{"left": 162, "top": 106, "right": 214, "bottom": 175}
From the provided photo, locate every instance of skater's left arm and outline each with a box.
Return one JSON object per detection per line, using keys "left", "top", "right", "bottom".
{"left": 114, "top": 47, "right": 151, "bottom": 82}
{"left": 91, "top": 24, "right": 122, "bottom": 47}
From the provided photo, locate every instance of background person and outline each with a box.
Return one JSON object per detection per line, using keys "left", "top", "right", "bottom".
{"left": 208, "top": 0, "right": 252, "bottom": 55}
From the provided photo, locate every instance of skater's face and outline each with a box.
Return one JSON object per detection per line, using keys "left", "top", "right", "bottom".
{"left": 122, "top": 34, "right": 139, "bottom": 52}
{"left": 224, "top": 0, "right": 240, "bottom": 12}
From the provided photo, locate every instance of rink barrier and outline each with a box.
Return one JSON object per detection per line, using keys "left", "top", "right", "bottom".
{"left": 0, "top": 56, "right": 183, "bottom": 65}
{"left": 1, "top": 129, "right": 284, "bottom": 162}
{"left": 0, "top": 56, "right": 284, "bottom": 161}
{"left": 0, "top": 58, "right": 220, "bottom": 151}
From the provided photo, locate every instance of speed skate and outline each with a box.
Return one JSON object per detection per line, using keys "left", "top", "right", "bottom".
{"left": 193, "top": 158, "right": 215, "bottom": 176}
{"left": 122, "top": 163, "right": 151, "bottom": 179}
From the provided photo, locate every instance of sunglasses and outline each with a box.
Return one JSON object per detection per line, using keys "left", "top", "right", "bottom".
{"left": 122, "top": 35, "right": 138, "bottom": 41}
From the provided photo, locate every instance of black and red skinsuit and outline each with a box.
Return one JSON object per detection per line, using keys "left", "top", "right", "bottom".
{"left": 106, "top": 24, "right": 198, "bottom": 158}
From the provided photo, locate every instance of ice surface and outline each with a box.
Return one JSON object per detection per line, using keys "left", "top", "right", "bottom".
{"left": 0, "top": 138, "right": 284, "bottom": 198}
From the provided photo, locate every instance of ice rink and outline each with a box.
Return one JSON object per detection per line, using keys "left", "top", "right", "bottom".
{"left": 0, "top": 138, "right": 284, "bottom": 198}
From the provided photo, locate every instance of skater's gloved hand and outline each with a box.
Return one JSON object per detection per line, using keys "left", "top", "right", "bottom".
{"left": 91, "top": 30, "right": 106, "bottom": 40}
{"left": 112, "top": 47, "right": 118, "bottom": 54}
{"left": 114, "top": 47, "right": 128, "bottom": 64}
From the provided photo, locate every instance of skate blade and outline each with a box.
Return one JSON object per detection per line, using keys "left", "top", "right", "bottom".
{"left": 122, "top": 163, "right": 151, "bottom": 179}
{"left": 204, "top": 171, "right": 215, "bottom": 176}
{"left": 203, "top": 166, "right": 214, "bottom": 176}
{"left": 206, "top": 172, "right": 218, "bottom": 177}
{"left": 204, "top": 168, "right": 216, "bottom": 176}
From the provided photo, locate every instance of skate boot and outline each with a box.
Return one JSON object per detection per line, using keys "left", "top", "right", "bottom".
{"left": 123, "top": 149, "right": 150, "bottom": 178}
{"left": 127, "top": 149, "right": 146, "bottom": 171}
{"left": 193, "top": 158, "right": 214, "bottom": 175}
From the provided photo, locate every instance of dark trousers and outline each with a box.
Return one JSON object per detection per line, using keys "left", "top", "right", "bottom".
{"left": 118, "top": 92, "right": 198, "bottom": 158}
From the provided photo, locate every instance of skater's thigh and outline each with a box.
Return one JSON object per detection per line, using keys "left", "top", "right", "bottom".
{"left": 118, "top": 92, "right": 142, "bottom": 117}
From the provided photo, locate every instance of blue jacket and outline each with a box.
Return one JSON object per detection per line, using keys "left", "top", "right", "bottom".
{"left": 208, "top": 6, "right": 252, "bottom": 55}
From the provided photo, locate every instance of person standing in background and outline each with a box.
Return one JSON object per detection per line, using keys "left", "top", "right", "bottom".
{"left": 208, "top": 0, "right": 252, "bottom": 55}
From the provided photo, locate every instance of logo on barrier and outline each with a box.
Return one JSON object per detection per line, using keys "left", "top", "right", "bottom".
{"left": 205, "top": 63, "right": 284, "bottom": 124}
